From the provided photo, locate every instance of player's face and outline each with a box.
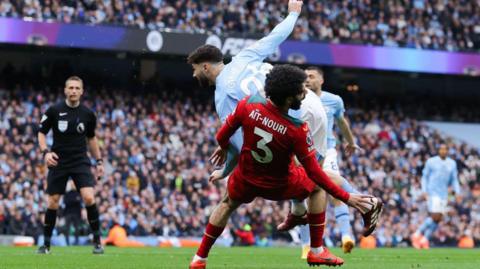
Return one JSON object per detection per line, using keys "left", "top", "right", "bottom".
{"left": 290, "top": 85, "right": 307, "bottom": 110}
{"left": 439, "top": 144, "right": 448, "bottom": 158}
{"left": 64, "top": 80, "right": 83, "bottom": 102}
{"left": 192, "top": 63, "right": 211, "bottom": 88}
{"left": 305, "top": 70, "right": 324, "bottom": 91}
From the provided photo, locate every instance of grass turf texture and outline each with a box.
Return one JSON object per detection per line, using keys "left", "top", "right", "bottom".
{"left": 0, "top": 247, "right": 478, "bottom": 269}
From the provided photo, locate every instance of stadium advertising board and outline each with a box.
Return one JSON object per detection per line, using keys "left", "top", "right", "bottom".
{"left": 1, "top": 18, "right": 479, "bottom": 76}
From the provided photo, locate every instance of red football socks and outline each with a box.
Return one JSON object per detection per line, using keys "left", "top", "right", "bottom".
{"left": 308, "top": 212, "right": 326, "bottom": 248}
{"left": 196, "top": 223, "right": 225, "bottom": 258}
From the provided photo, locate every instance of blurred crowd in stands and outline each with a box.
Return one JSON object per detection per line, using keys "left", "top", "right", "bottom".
{"left": 0, "top": 63, "right": 479, "bottom": 248}
{"left": 1, "top": 0, "right": 479, "bottom": 52}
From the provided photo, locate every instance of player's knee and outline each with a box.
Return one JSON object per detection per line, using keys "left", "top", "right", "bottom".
{"left": 221, "top": 195, "right": 240, "bottom": 211}
{"left": 47, "top": 195, "right": 61, "bottom": 209}
{"left": 82, "top": 195, "right": 95, "bottom": 206}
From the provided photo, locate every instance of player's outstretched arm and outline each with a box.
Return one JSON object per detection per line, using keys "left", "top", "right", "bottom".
{"left": 450, "top": 162, "right": 461, "bottom": 194}
{"left": 420, "top": 159, "right": 431, "bottom": 195}
{"left": 337, "top": 115, "right": 363, "bottom": 156}
{"left": 236, "top": 0, "right": 303, "bottom": 60}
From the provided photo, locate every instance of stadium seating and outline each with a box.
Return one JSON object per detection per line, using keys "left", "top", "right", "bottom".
{"left": 0, "top": 0, "right": 478, "bottom": 52}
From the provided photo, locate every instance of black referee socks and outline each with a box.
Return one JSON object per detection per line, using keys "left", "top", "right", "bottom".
{"left": 86, "top": 204, "right": 101, "bottom": 244}
{"left": 43, "top": 209, "right": 57, "bottom": 247}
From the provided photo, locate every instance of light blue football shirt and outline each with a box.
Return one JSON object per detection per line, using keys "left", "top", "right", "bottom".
{"left": 214, "top": 12, "right": 299, "bottom": 152}
{"left": 320, "top": 91, "right": 345, "bottom": 149}
{"left": 421, "top": 156, "right": 460, "bottom": 199}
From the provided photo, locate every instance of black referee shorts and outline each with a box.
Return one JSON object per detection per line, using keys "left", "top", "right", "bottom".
{"left": 46, "top": 165, "right": 95, "bottom": 195}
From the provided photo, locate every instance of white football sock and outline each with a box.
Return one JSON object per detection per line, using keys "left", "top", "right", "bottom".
{"left": 192, "top": 254, "right": 207, "bottom": 262}
{"left": 310, "top": 246, "right": 324, "bottom": 254}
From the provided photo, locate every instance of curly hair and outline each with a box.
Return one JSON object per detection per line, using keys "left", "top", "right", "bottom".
{"left": 187, "top": 45, "right": 224, "bottom": 64}
{"left": 264, "top": 64, "right": 307, "bottom": 107}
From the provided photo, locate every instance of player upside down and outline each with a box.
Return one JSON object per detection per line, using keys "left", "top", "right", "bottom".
{"left": 189, "top": 65, "right": 382, "bottom": 269}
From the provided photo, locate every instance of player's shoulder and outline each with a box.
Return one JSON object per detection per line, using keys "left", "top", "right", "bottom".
{"left": 322, "top": 91, "right": 343, "bottom": 103}
{"left": 447, "top": 157, "right": 456, "bottom": 165}
{"left": 245, "top": 94, "right": 267, "bottom": 105}
{"left": 303, "top": 89, "right": 322, "bottom": 107}
{"left": 216, "top": 67, "right": 238, "bottom": 94}
{"left": 79, "top": 103, "right": 95, "bottom": 115}
{"left": 283, "top": 113, "right": 305, "bottom": 130}
{"left": 50, "top": 101, "right": 65, "bottom": 110}
{"left": 235, "top": 94, "right": 267, "bottom": 113}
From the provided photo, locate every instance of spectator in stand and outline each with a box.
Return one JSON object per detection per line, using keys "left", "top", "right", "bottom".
{"left": 1, "top": 0, "right": 478, "bottom": 52}
{"left": 234, "top": 224, "right": 255, "bottom": 246}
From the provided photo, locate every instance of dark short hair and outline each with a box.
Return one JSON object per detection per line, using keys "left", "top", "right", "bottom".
{"left": 187, "top": 45, "right": 224, "bottom": 64}
{"left": 65, "top": 76, "right": 83, "bottom": 87}
{"left": 305, "top": 66, "right": 324, "bottom": 76}
{"left": 264, "top": 64, "right": 307, "bottom": 107}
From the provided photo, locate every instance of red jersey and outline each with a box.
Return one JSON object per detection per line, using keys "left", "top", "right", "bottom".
{"left": 216, "top": 95, "right": 349, "bottom": 203}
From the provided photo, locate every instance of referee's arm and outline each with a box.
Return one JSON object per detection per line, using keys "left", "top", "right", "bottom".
{"left": 38, "top": 108, "right": 58, "bottom": 167}
{"left": 38, "top": 132, "right": 58, "bottom": 167}
{"left": 87, "top": 137, "right": 102, "bottom": 161}
{"left": 87, "top": 114, "right": 104, "bottom": 179}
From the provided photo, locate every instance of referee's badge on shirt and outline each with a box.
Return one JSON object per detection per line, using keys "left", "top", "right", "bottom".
{"left": 77, "top": 122, "right": 85, "bottom": 133}
{"left": 58, "top": 120, "right": 68, "bottom": 132}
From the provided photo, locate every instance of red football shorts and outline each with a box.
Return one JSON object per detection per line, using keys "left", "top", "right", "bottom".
{"left": 227, "top": 166, "right": 316, "bottom": 204}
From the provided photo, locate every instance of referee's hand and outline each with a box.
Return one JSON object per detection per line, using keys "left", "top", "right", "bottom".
{"left": 96, "top": 163, "right": 105, "bottom": 181}
{"left": 45, "top": 152, "right": 59, "bottom": 167}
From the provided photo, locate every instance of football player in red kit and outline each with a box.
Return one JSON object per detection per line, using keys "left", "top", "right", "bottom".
{"left": 189, "top": 65, "right": 379, "bottom": 269}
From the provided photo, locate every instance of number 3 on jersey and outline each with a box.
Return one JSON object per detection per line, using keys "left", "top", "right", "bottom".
{"left": 251, "top": 127, "right": 273, "bottom": 163}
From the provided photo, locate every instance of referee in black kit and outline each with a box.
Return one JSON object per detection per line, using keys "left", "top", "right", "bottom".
{"left": 37, "top": 76, "right": 104, "bottom": 254}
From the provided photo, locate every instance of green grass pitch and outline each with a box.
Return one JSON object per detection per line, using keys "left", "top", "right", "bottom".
{"left": 0, "top": 246, "right": 478, "bottom": 269}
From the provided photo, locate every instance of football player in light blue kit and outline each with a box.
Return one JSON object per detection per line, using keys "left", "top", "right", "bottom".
{"left": 187, "top": 0, "right": 304, "bottom": 180}
{"left": 411, "top": 144, "right": 460, "bottom": 249}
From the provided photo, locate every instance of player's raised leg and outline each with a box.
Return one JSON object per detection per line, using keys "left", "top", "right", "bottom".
{"left": 278, "top": 171, "right": 382, "bottom": 238}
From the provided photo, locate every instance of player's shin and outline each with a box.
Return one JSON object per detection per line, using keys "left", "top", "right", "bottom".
{"left": 307, "top": 212, "right": 326, "bottom": 253}
{"left": 424, "top": 221, "right": 438, "bottom": 240}
{"left": 333, "top": 202, "right": 353, "bottom": 238}
{"left": 307, "top": 188, "right": 327, "bottom": 253}
{"left": 43, "top": 208, "right": 57, "bottom": 247}
{"left": 196, "top": 223, "right": 225, "bottom": 259}
{"left": 86, "top": 204, "right": 101, "bottom": 244}
{"left": 195, "top": 197, "right": 239, "bottom": 259}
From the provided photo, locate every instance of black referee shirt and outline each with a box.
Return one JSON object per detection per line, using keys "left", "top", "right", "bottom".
{"left": 39, "top": 101, "right": 97, "bottom": 169}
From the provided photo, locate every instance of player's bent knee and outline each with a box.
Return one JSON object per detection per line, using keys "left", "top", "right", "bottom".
{"left": 82, "top": 195, "right": 95, "bottom": 206}
{"left": 47, "top": 195, "right": 61, "bottom": 209}
{"left": 221, "top": 195, "right": 241, "bottom": 211}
